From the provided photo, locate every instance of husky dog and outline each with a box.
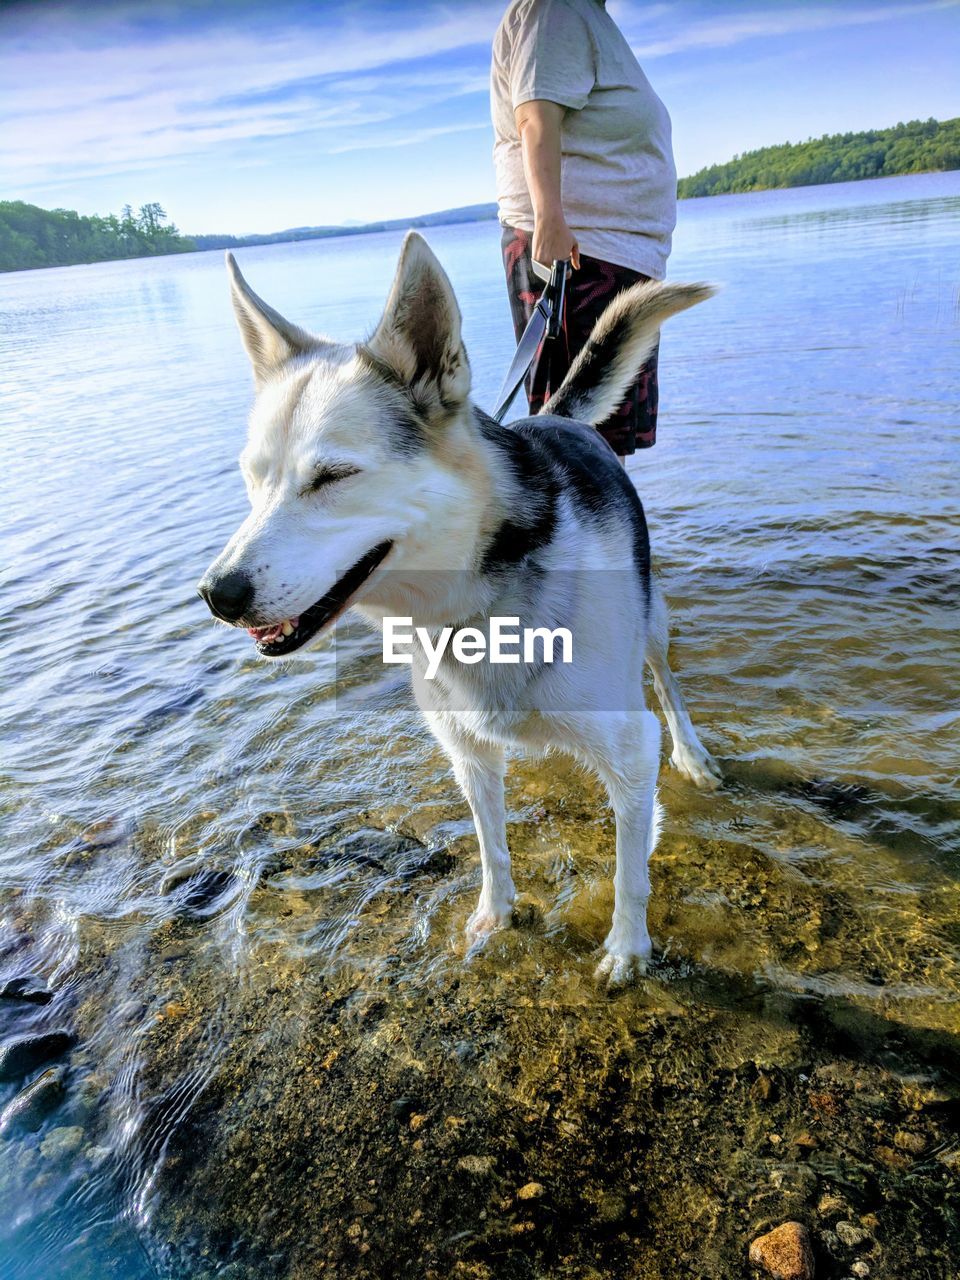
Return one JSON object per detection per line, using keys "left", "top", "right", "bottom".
{"left": 198, "top": 233, "right": 720, "bottom": 985}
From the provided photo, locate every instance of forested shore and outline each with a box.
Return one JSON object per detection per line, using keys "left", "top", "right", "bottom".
{"left": 0, "top": 202, "right": 194, "bottom": 272}
{"left": 677, "top": 116, "right": 958, "bottom": 197}
{"left": 2, "top": 118, "right": 957, "bottom": 272}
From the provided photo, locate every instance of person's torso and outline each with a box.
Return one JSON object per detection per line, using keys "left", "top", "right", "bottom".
{"left": 491, "top": 0, "right": 676, "bottom": 276}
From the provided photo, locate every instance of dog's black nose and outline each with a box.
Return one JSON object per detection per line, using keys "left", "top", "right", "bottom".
{"left": 198, "top": 570, "right": 254, "bottom": 623}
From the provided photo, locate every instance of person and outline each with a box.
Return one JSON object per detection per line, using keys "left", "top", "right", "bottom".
{"left": 490, "top": 0, "right": 677, "bottom": 461}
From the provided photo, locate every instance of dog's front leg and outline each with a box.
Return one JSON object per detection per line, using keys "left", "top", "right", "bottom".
{"left": 425, "top": 713, "right": 515, "bottom": 943}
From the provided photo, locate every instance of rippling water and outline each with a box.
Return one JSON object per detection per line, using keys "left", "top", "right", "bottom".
{"left": 1, "top": 172, "right": 959, "bottom": 1279}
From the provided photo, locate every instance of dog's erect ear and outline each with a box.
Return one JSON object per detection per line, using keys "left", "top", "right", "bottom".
{"left": 226, "top": 252, "right": 318, "bottom": 387}
{"left": 365, "top": 232, "right": 470, "bottom": 418}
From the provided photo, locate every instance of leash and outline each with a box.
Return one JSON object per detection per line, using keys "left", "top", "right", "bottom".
{"left": 491, "top": 258, "right": 569, "bottom": 423}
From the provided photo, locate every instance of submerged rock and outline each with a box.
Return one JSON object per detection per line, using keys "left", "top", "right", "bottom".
{"left": 0, "top": 974, "right": 53, "bottom": 1005}
{"left": 836, "top": 1221, "right": 870, "bottom": 1248}
{"left": 749, "top": 1221, "right": 815, "bottom": 1279}
{"left": 40, "top": 1124, "right": 86, "bottom": 1161}
{"left": 0, "top": 1067, "right": 65, "bottom": 1136}
{"left": 0, "top": 1030, "right": 75, "bottom": 1080}
{"left": 456, "top": 1155, "right": 496, "bottom": 1176}
{"left": 162, "top": 867, "right": 238, "bottom": 916}
{"left": 78, "top": 816, "right": 134, "bottom": 850}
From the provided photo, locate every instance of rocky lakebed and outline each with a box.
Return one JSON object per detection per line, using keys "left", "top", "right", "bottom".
{"left": 2, "top": 751, "right": 958, "bottom": 1280}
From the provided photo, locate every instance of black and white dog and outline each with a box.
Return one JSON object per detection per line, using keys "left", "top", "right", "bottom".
{"left": 199, "top": 233, "right": 720, "bottom": 985}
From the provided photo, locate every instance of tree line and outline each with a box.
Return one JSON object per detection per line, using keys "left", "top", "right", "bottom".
{"left": 1, "top": 117, "right": 957, "bottom": 272}
{"left": 677, "top": 117, "right": 959, "bottom": 198}
{"left": 0, "top": 202, "right": 195, "bottom": 272}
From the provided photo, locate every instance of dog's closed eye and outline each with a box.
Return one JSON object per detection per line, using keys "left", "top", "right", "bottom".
{"left": 307, "top": 465, "right": 361, "bottom": 495}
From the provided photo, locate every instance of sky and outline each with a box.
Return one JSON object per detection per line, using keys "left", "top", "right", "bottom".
{"left": 1, "top": 0, "right": 957, "bottom": 235}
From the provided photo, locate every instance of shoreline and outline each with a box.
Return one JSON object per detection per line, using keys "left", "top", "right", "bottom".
{"left": 2, "top": 168, "right": 957, "bottom": 276}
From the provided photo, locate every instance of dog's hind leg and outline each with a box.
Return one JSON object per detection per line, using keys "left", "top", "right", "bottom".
{"left": 584, "top": 709, "right": 663, "bottom": 987}
{"left": 424, "top": 712, "right": 516, "bottom": 944}
{"left": 645, "top": 580, "right": 722, "bottom": 791}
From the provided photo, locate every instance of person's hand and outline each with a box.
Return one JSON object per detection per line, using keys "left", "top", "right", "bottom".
{"left": 533, "top": 212, "right": 580, "bottom": 270}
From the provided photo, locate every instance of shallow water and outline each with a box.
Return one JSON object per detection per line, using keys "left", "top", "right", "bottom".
{"left": 1, "top": 172, "right": 959, "bottom": 1279}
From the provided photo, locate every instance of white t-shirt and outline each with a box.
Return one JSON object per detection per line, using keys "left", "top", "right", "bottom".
{"left": 491, "top": 0, "right": 677, "bottom": 279}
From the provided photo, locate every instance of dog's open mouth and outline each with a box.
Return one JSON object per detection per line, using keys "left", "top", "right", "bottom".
{"left": 246, "top": 540, "right": 393, "bottom": 657}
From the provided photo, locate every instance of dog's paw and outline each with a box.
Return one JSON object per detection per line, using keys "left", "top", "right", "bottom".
{"left": 594, "top": 948, "right": 650, "bottom": 989}
{"left": 671, "top": 743, "right": 722, "bottom": 792}
{"left": 595, "top": 929, "right": 652, "bottom": 988}
{"left": 465, "top": 900, "right": 514, "bottom": 946}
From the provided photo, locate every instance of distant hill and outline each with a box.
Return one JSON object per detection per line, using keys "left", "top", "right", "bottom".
{"left": 677, "top": 116, "right": 959, "bottom": 198}
{"left": 191, "top": 203, "right": 498, "bottom": 251}
{"left": 2, "top": 117, "right": 957, "bottom": 272}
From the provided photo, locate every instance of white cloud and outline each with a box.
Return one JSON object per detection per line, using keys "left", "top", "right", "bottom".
{"left": 0, "top": 2, "right": 499, "bottom": 190}
{"left": 616, "top": 0, "right": 960, "bottom": 58}
{"left": 326, "top": 119, "right": 491, "bottom": 155}
{"left": 2, "top": 0, "right": 956, "bottom": 221}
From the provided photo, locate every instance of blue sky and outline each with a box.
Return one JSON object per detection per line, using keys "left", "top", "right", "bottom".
{"left": 1, "top": 0, "right": 957, "bottom": 234}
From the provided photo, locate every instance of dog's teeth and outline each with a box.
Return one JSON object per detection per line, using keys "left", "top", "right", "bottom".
{"left": 281, "top": 621, "right": 294, "bottom": 637}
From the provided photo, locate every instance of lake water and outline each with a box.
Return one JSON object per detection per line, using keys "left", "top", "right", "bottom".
{"left": 1, "top": 172, "right": 959, "bottom": 1279}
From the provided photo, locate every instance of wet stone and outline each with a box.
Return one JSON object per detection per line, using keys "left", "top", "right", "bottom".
{"left": 892, "top": 1129, "right": 926, "bottom": 1154}
{"left": 517, "top": 1181, "right": 545, "bottom": 1200}
{"left": 817, "top": 1193, "right": 846, "bottom": 1218}
{"left": 836, "top": 1221, "right": 870, "bottom": 1248}
{"left": 78, "top": 816, "right": 134, "bottom": 850}
{"left": 0, "top": 1067, "right": 66, "bottom": 1136}
{"left": 0, "top": 1030, "right": 75, "bottom": 1081}
{"left": 0, "top": 974, "right": 53, "bottom": 1005}
{"left": 749, "top": 1221, "right": 815, "bottom": 1280}
{"left": 163, "top": 867, "right": 238, "bottom": 915}
{"left": 751, "top": 1071, "right": 776, "bottom": 1103}
{"left": 40, "top": 1124, "right": 85, "bottom": 1161}
{"left": 456, "top": 1155, "right": 496, "bottom": 1175}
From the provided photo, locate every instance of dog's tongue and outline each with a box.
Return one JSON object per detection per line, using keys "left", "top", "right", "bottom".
{"left": 247, "top": 616, "right": 299, "bottom": 644}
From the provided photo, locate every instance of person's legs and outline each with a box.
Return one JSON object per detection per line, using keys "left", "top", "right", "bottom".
{"left": 501, "top": 228, "right": 660, "bottom": 459}
{"left": 563, "top": 256, "right": 659, "bottom": 460}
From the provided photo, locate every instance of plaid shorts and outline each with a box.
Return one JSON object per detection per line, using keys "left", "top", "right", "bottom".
{"left": 501, "top": 224, "right": 660, "bottom": 455}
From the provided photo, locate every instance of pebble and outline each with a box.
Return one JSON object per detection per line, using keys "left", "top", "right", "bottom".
{"left": 162, "top": 867, "right": 237, "bottom": 914}
{"left": 873, "top": 1144, "right": 909, "bottom": 1170}
{"left": 0, "top": 1030, "right": 76, "bottom": 1081}
{"left": 40, "top": 1125, "right": 85, "bottom": 1161}
{"left": 851, "top": 1263, "right": 870, "bottom": 1278}
{"left": 0, "top": 1067, "right": 65, "bottom": 1136}
{"left": 0, "top": 975, "right": 53, "bottom": 1005}
{"left": 749, "top": 1221, "right": 815, "bottom": 1279}
{"left": 79, "top": 816, "right": 133, "bottom": 850}
{"left": 751, "top": 1072, "right": 776, "bottom": 1103}
{"left": 517, "top": 1181, "right": 545, "bottom": 1200}
{"left": 592, "top": 1192, "right": 627, "bottom": 1224}
{"left": 836, "top": 1221, "right": 870, "bottom": 1248}
{"left": 817, "top": 1193, "right": 845, "bottom": 1217}
{"left": 456, "top": 1155, "right": 496, "bottom": 1175}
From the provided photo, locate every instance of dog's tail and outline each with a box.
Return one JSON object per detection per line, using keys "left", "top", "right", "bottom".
{"left": 542, "top": 280, "right": 715, "bottom": 427}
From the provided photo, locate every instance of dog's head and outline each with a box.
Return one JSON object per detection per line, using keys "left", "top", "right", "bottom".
{"left": 197, "top": 233, "right": 476, "bottom": 658}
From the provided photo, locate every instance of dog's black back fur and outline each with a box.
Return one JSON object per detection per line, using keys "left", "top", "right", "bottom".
{"left": 475, "top": 409, "right": 651, "bottom": 600}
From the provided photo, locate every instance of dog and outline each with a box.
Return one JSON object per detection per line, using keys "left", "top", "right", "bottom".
{"left": 198, "top": 233, "right": 720, "bottom": 985}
